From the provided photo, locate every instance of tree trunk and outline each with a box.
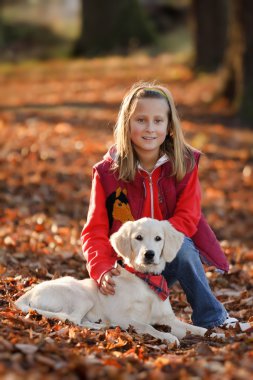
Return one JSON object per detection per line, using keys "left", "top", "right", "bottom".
{"left": 192, "top": 0, "right": 229, "bottom": 71}
{"left": 222, "top": 0, "right": 253, "bottom": 124}
{"left": 240, "top": 0, "right": 253, "bottom": 123}
{"left": 73, "top": 0, "right": 155, "bottom": 56}
{"left": 0, "top": 0, "right": 5, "bottom": 48}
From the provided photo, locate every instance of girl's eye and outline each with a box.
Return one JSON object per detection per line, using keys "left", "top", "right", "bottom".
{"left": 136, "top": 235, "right": 143, "bottom": 241}
{"left": 137, "top": 118, "right": 145, "bottom": 123}
{"left": 155, "top": 236, "right": 162, "bottom": 241}
{"left": 155, "top": 119, "right": 163, "bottom": 123}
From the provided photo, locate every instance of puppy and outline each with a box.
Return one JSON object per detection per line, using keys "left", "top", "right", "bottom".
{"left": 15, "top": 218, "right": 221, "bottom": 346}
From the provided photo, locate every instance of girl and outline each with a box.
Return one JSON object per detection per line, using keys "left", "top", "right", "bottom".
{"left": 81, "top": 81, "right": 237, "bottom": 329}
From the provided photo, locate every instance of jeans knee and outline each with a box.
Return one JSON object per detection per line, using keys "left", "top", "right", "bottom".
{"left": 175, "top": 238, "right": 200, "bottom": 268}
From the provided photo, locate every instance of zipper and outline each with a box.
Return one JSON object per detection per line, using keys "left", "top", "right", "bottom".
{"left": 142, "top": 180, "right": 146, "bottom": 199}
{"left": 148, "top": 174, "right": 154, "bottom": 218}
{"left": 139, "top": 157, "right": 170, "bottom": 219}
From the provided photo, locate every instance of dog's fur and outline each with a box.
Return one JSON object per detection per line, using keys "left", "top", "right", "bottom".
{"left": 15, "top": 218, "right": 219, "bottom": 346}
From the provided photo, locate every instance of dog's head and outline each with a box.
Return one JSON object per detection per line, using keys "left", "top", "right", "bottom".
{"left": 110, "top": 217, "right": 184, "bottom": 274}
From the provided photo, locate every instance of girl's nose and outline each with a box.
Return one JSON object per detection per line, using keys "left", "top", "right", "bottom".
{"left": 145, "top": 121, "right": 155, "bottom": 131}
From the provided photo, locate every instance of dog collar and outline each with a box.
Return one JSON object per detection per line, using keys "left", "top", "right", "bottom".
{"left": 120, "top": 262, "right": 169, "bottom": 301}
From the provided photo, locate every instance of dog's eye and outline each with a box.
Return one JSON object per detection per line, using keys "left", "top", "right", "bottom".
{"left": 155, "top": 236, "right": 162, "bottom": 241}
{"left": 135, "top": 235, "right": 143, "bottom": 241}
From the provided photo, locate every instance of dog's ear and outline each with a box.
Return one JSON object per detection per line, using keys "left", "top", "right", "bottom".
{"left": 161, "top": 221, "right": 184, "bottom": 262}
{"left": 110, "top": 221, "right": 133, "bottom": 259}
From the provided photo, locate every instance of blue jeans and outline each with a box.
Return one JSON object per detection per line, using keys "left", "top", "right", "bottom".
{"left": 162, "top": 237, "right": 228, "bottom": 328}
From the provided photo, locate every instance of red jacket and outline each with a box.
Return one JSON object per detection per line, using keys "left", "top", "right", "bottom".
{"left": 81, "top": 147, "right": 229, "bottom": 284}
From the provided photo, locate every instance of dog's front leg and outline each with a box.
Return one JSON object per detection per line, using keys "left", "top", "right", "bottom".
{"left": 168, "top": 318, "right": 207, "bottom": 339}
{"left": 167, "top": 318, "right": 225, "bottom": 340}
{"left": 80, "top": 318, "right": 108, "bottom": 330}
{"left": 115, "top": 319, "right": 180, "bottom": 346}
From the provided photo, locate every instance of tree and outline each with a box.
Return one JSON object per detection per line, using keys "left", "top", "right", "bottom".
{"left": 192, "top": 0, "right": 253, "bottom": 124}
{"left": 192, "top": 0, "right": 229, "bottom": 71}
{"left": 0, "top": 0, "right": 6, "bottom": 48}
{"left": 221, "top": 0, "right": 253, "bottom": 123}
{"left": 73, "top": 0, "right": 155, "bottom": 56}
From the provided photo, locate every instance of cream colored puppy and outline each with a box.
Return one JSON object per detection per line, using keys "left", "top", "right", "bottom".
{"left": 15, "top": 218, "right": 220, "bottom": 346}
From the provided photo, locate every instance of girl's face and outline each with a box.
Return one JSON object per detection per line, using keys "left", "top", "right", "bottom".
{"left": 129, "top": 97, "right": 169, "bottom": 160}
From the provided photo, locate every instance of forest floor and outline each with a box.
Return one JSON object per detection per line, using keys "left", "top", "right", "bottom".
{"left": 0, "top": 55, "right": 253, "bottom": 379}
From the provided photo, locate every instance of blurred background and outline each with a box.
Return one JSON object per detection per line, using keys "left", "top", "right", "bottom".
{"left": 0, "top": 3, "right": 253, "bottom": 377}
{"left": 0, "top": 0, "right": 252, "bottom": 252}
{"left": 0, "top": 0, "right": 252, "bottom": 121}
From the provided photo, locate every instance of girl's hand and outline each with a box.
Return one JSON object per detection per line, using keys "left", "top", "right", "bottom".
{"left": 99, "top": 266, "right": 121, "bottom": 295}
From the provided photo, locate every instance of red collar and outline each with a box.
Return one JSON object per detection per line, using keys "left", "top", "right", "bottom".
{"left": 122, "top": 263, "right": 169, "bottom": 301}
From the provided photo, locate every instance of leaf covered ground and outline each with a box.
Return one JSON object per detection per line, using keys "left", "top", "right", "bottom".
{"left": 0, "top": 55, "right": 253, "bottom": 379}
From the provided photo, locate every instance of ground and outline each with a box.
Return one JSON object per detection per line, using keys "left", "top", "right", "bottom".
{"left": 0, "top": 55, "right": 252, "bottom": 379}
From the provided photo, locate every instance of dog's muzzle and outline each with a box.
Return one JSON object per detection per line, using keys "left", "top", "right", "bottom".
{"left": 144, "top": 250, "right": 155, "bottom": 264}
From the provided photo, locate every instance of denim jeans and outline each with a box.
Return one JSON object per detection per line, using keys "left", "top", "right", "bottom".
{"left": 162, "top": 236, "right": 228, "bottom": 328}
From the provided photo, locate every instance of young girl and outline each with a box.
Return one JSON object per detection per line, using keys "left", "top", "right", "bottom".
{"left": 81, "top": 81, "right": 237, "bottom": 329}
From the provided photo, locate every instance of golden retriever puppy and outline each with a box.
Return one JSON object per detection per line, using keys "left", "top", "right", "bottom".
{"left": 15, "top": 218, "right": 222, "bottom": 346}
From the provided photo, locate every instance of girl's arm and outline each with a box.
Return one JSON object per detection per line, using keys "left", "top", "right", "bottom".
{"left": 81, "top": 170, "right": 117, "bottom": 284}
{"left": 169, "top": 166, "right": 201, "bottom": 237}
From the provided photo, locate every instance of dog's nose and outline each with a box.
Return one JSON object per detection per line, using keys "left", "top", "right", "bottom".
{"left": 144, "top": 250, "right": 155, "bottom": 262}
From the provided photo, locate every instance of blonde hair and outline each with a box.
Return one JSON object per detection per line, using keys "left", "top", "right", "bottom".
{"left": 113, "top": 81, "right": 196, "bottom": 182}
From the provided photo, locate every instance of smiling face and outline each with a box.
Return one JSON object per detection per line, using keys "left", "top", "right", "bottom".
{"left": 129, "top": 97, "right": 169, "bottom": 166}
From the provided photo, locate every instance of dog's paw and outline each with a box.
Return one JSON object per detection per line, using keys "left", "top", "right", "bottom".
{"left": 172, "top": 337, "right": 180, "bottom": 347}
{"left": 209, "top": 332, "right": 225, "bottom": 340}
{"left": 164, "top": 333, "right": 180, "bottom": 347}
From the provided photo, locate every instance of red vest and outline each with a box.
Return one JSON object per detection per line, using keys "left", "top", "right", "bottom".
{"left": 94, "top": 151, "right": 229, "bottom": 272}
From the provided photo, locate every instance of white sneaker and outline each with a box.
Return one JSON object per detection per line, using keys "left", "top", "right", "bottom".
{"left": 219, "top": 316, "right": 252, "bottom": 332}
{"left": 220, "top": 316, "right": 238, "bottom": 328}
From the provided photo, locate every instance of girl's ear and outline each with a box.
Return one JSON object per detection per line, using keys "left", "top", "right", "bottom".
{"left": 110, "top": 221, "right": 133, "bottom": 260}
{"left": 161, "top": 221, "right": 184, "bottom": 263}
